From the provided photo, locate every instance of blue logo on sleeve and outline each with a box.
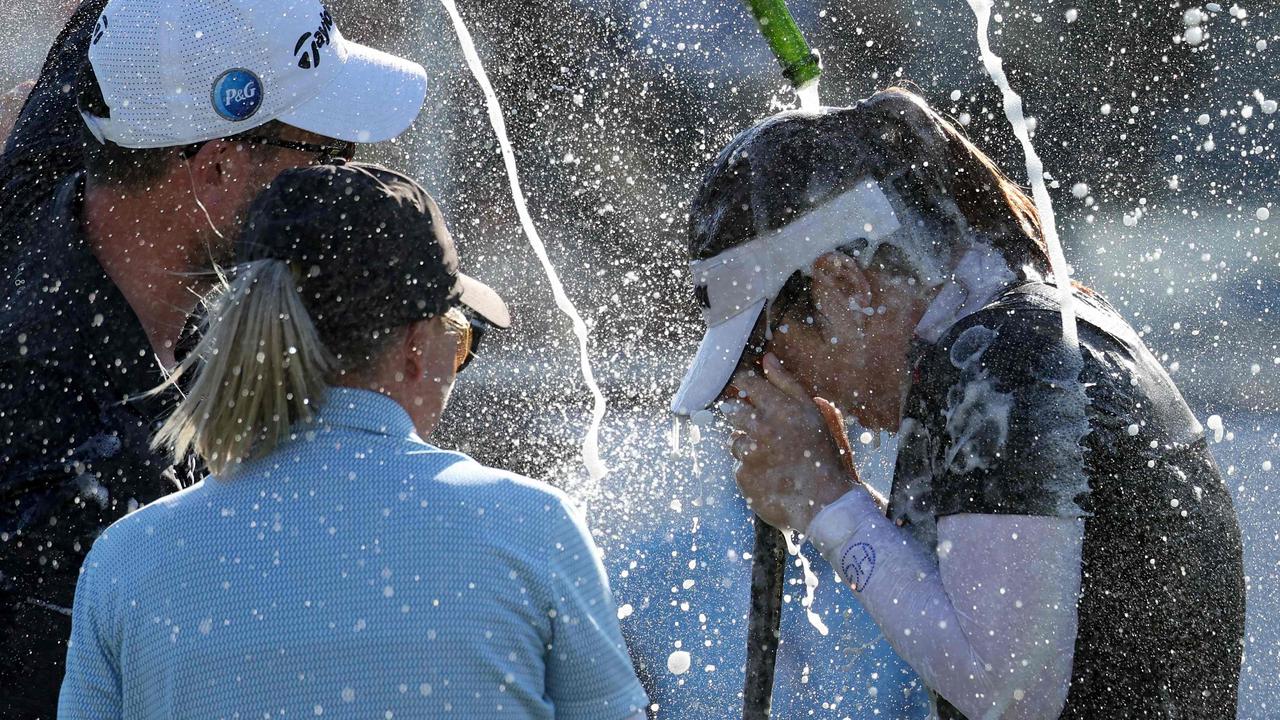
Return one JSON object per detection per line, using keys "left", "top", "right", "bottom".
{"left": 840, "top": 542, "right": 877, "bottom": 592}
{"left": 211, "top": 69, "right": 263, "bottom": 122}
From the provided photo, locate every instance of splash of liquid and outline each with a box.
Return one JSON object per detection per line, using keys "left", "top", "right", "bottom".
{"left": 784, "top": 530, "right": 829, "bottom": 636}
{"left": 963, "top": 9, "right": 1084, "bottom": 713}
{"left": 440, "top": 0, "right": 608, "bottom": 481}
{"left": 796, "top": 79, "right": 821, "bottom": 112}
{"left": 965, "top": 0, "right": 1078, "bottom": 348}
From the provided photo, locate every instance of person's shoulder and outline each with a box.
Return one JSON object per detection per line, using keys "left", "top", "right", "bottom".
{"left": 948, "top": 282, "right": 1068, "bottom": 340}
{"left": 82, "top": 480, "right": 211, "bottom": 570}
{"left": 101, "top": 479, "right": 209, "bottom": 533}
{"left": 929, "top": 282, "right": 1099, "bottom": 386}
{"left": 433, "top": 453, "right": 576, "bottom": 511}
{"left": 427, "top": 452, "right": 584, "bottom": 538}
{"left": 947, "top": 283, "right": 1148, "bottom": 385}
{"left": 431, "top": 461, "right": 604, "bottom": 582}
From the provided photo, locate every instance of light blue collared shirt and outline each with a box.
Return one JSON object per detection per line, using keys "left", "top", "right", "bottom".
{"left": 58, "top": 388, "right": 648, "bottom": 720}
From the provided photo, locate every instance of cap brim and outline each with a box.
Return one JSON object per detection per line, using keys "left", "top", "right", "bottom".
{"left": 278, "top": 41, "right": 427, "bottom": 144}
{"left": 669, "top": 299, "right": 765, "bottom": 416}
{"left": 457, "top": 273, "right": 511, "bottom": 329}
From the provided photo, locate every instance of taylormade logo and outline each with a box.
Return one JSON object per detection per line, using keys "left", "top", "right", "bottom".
{"left": 294, "top": 9, "right": 336, "bottom": 70}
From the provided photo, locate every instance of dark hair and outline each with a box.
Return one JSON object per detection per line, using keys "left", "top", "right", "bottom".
{"left": 689, "top": 87, "right": 1051, "bottom": 322}
{"left": 75, "top": 59, "right": 290, "bottom": 188}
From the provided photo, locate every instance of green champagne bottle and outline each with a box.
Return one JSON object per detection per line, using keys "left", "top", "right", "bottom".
{"left": 742, "top": 0, "right": 822, "bottom": 90}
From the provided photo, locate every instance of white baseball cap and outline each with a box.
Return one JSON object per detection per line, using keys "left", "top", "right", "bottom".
{"left": 670, "top": 178, "right": 902, "bottom": 416}
{"left": 82, "top": 0, "right": 428, "bottom": 149}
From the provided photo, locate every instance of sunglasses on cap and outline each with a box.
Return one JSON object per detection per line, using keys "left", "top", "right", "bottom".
{"left": 442, "top": 308, "right": 488, "bottom": 373}
{"left": 180, "top": 135, "right": 357, "bottom": 165}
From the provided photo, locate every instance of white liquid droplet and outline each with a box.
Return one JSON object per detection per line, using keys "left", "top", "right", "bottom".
{"left": 1206, "top": 414, "right": 1224, "bottom": 443}
{"left": 784, "top": 532, "right": 829, "bottom": 636}
{"left": 667, "top": 650, "right": 692, "bottom": 675}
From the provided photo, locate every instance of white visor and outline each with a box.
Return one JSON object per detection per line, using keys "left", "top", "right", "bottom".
{"left": 669, "top": 298, "right": 766, "bottom": 416}
{"left": 670, "top": 178, "right": 900, "bottom": 415}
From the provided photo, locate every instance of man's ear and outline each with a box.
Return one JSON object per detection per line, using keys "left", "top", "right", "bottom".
{"left": 185, "top": 138, "right": 235, "bottom": 188}
{"left": 810, "top": 251, "right": 872, "bottom": 314}
{"left": 401, "top": 319, "right": 434, "bottom": 381}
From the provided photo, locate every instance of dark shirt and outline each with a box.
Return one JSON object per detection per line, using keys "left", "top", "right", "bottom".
{"left": 0, "top": 3, "right": 119, "bottom": 715}
{"left": 0, "top": 0, "right": 107, "bottom": 265}
{"left": 889, "top": 281, "right": 1245, "bottom": 719}
{"left": 0, "top": 174, "right": 195, "bottom": 716}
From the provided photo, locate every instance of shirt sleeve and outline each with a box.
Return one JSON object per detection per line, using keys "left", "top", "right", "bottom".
{"left": 926, "top": 313, "right": 1092, "bottom": 520}
{"left": 541, "top": 495, "right": 648, "bottom": 720}
{"left": 0, "top": 0, "right": 107, "bottom": 259}
{"left": 57, "top": 544, "right": 123, "bottom": 720}
{"left": 807, "top": 491, "right": 1082, "bottom": 719}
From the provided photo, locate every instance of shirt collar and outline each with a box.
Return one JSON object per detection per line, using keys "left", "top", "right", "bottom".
{"left": 913, "top": 244, "right": 1019, "bottom": 344}
{"left": 315, "top": 387, "right": 421, "bottom": 440}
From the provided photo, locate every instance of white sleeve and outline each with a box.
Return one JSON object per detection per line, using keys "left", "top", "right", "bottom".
{"left": 806, "top": 490, "right": 1083, "bottom": 719}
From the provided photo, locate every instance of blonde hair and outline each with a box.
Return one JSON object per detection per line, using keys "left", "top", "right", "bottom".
{"left": 153, "top": 260, "right": 337, "bottom": 476}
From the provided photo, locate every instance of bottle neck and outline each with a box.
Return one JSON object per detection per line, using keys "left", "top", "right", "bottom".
{"left": 742, "top": 0, "right": 821, "bottom": 88}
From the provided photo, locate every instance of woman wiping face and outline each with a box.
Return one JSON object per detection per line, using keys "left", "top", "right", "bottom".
{"left": 672, "top": 88, "right": 1245, "bottom": 720}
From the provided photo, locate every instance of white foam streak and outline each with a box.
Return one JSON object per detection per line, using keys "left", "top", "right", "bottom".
{"left": 796, "top": 79, "right": 821, "bottom": 112}
{"left": 441, "top": 0, "right": 608, "bottom": 481}
{"left": 965, "top": 0, "right": 1078, "bottom": 349}
{"left": 784, "top": 530, "right": 830, "bottom": 636}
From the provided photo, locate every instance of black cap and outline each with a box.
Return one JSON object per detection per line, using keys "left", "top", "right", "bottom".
{"left": 689, "top": 91, "right": 962, "bottom": 264}
{"left": 237, "top": 162, "right": 510, "bottom": 352}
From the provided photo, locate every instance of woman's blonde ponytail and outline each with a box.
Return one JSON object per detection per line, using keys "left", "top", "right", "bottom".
{"left": 152, "top": 260, "right": 335, "bottom": 476}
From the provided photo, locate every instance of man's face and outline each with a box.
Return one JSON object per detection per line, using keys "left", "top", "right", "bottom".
{"left": 192, "top": 126, "right": 355, "bottom": 268}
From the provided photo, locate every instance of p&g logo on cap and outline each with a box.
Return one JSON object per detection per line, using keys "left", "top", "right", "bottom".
{"left": 211, "top": 69, "right": 263, "bottom": 122}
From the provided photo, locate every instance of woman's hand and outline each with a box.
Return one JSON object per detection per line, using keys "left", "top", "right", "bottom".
{"left": 722, "top": 352, "right": 860, "bottom": 532}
